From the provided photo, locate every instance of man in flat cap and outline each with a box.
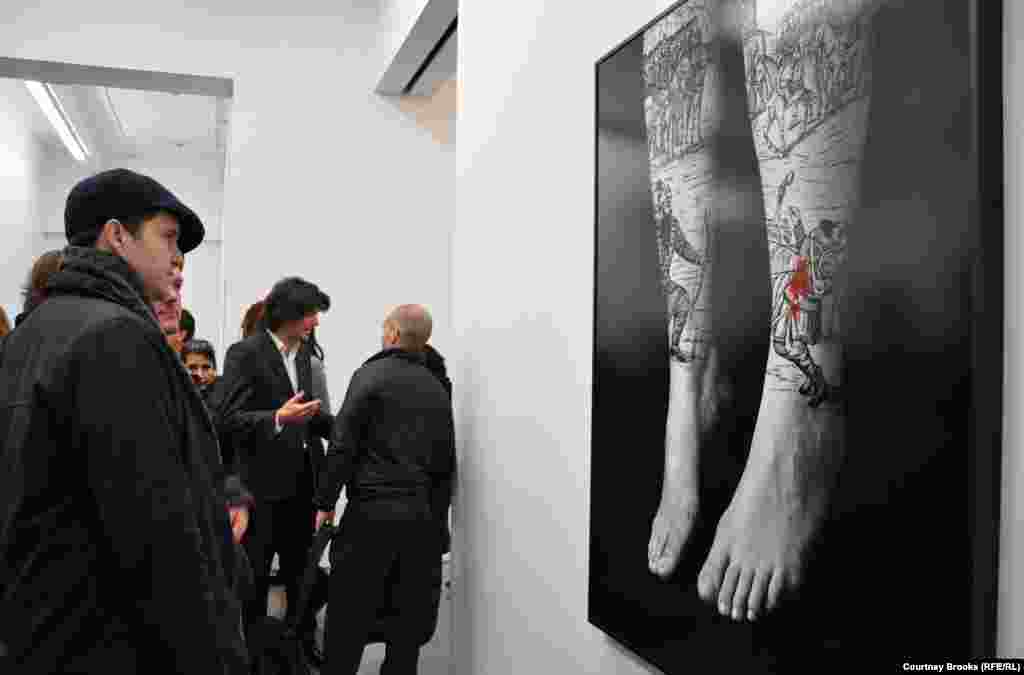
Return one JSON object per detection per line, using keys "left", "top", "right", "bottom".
{"left": 0, "top": 168, "right": 248, "bottom": 674}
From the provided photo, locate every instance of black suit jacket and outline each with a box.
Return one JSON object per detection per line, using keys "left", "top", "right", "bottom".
{"left": 216, "top": 330, "right": 333, "bottom": 502}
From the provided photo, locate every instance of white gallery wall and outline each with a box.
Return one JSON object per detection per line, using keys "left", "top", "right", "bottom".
{"left": 1000, "top": 0, "right": 1024, "bottom": 658}
{"left": 0, "top": 0, "right": 455, "bottom": 420}
{"left": 452, "top": 1, "right": 682, "bottom": 673}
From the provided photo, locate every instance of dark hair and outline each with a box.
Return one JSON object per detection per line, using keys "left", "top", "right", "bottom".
{"left": 0, "top": 306, "right": 10, "bottom": 338}
{"left": 307, "top": 327, "right": 325, "bottom": 362}
{"left": 182, "top": 339, "right": 217, "bottom": 370}
{"left": 179, "top": 308, "right": 195, "bottom": 342}
{"left": 73, "top": 208, "right": 163, "bottom": 248}
{"left": 22, "top": 249, "right": 64, "bottom": 313}
{"left": 241, "top": 300, "right": 266, "bottom": 338}
{"left": 263, "top": 277, "right": 330, "bottom": 332}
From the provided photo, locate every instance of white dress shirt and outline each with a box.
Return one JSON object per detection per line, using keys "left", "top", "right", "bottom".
{"left": 267, "top": 329, "right": 299, "bottom": 393}
{"left": 268, "top": 329, "right": 300, "bottom": 435}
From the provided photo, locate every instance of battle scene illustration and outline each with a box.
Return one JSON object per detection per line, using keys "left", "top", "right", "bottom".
{"left": 742, "top": 0, "right": 870, "bottom": 403}
{"left": 640, "top": 0, "right": 873, "bottom": 631}
{"left": 643, "top": 0, "right": 714, "bottom": 365}
{"left": 744, "top": 0, "right": 872, "bottom": 159}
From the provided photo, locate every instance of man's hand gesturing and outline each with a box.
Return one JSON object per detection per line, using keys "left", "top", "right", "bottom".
{"left": 276, "top": 391, "right": 321, "bottom": 427}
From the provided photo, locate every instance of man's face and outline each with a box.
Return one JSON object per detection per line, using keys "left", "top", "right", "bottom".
{"left": 154, "top": 295, "right": 185, "bottom": 351}
{"left": 122, "top": 211, "right": 183, "bottom": 306}
{"left": 153, "top": 291, "right": 185, "bottom": 353}
{"left": 280, "top": 311, "right": 320, "bottom": 342}
{"left": 184, "top": 352, "right": 217, "bottom": 387}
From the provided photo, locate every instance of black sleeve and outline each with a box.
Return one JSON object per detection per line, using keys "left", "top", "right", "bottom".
{"left": 314, "top": 370, "right": 370, "bottom": 510}
{"left": 75, "top": 320, "right": 248, "bottom": 675}
{"left": 216, "top": 342, "right": 277, "bottom": 451}
{"left": 429, "top": 405, "right": 456, "bottom": 555}
{"left": 310, "top": 409, "right": 334, "bottom": 442}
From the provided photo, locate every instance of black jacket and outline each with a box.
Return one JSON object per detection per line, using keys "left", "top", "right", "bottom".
{"left": 0, "top": 247, "right": 247, "bottom": 674}
{"left": 423, "top": 344, "right": 453, "bottom": 398}
{"left": 216, "top": 330, "right": 333, "bottom": 502}
{"left": 315, "top": 348, "right": 455, "bottom": 549}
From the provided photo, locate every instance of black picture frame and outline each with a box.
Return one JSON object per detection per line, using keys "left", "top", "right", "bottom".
{"left": 589, "top": 0, "right": 1003, "bottom": 670}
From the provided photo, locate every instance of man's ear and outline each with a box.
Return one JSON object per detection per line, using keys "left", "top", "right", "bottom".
{"left": 96, "top": 219, "right": 127, "bottom": 254}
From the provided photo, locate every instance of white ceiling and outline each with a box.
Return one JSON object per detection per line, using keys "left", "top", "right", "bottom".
{"left": 104, "top": 87, "right": 225, "bottom": 154}
{"left": 18, "top": 80, "right": 229, "bottom": 162}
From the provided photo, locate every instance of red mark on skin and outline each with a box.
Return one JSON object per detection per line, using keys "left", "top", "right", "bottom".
{"left": 786, "top": 255, "right": 811, "bottom": 319}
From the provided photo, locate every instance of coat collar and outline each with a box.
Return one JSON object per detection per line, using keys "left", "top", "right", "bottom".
{"left": 45, "top": 246, "right": 160, "bottom": 329}
{"left": 364, "top": 346, "right": 427, "bottom": 367}
{"left": 257, "top": 328, "right": 295, "bottom": 396}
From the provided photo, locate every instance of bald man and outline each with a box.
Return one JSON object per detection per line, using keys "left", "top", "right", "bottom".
{"left": 315, "top": 304, "right": 455, "bottom": 675}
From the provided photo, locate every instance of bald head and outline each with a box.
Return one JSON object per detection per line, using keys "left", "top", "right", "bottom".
{"left": 383, "top": 304, "right": 432, "bottom": 351}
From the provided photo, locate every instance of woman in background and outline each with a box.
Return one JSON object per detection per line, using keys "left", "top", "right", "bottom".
{"left": 17, "top": 249, "right": 64, "bottom": 326}
{"left": 241, "top": 300, "right": 266, "bottom": 339}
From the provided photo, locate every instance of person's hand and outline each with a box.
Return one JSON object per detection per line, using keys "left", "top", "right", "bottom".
{"left": 314, "top": 510, "right": 335, "bottom": 532}
{"left": 228, "top": 506, "right": 250, "bottom": 544}
{"left": 277, "top": 391, "right": 321, "bottom": 427}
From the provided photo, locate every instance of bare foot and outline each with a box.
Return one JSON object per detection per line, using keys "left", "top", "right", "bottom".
{"left": 648, "top": 356, "right": 724, "bottom": 579}
{"left": 696, "top": 392, "right": 843, "bottom": 620}
{"left": 649, "top": 479, "right": 699, "bottom": 578}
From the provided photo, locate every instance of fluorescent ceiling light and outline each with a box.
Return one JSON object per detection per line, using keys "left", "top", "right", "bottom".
{"left": 24, "top": 81, "right": 89, "bottom": 162}
{"left": 102, "top": 87, "right": 128, "bottom": 139}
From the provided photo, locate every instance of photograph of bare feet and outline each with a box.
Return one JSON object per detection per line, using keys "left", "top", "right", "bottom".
{"left": 591, "top": 0, "right": 1001, "bottom": 671}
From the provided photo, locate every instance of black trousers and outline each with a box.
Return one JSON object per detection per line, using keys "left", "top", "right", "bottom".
{"left": 242, "top": 495, "right": 315, "bottom": 629}
{"left": 326, "top": 498, "right": 442, "bottom": 675}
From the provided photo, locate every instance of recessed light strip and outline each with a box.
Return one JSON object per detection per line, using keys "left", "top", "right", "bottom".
{"left": 24, "top": 81, "right": 89, "bottom": 162}
{"left": 102, "top": 87, "right": 128, "bottom": 139}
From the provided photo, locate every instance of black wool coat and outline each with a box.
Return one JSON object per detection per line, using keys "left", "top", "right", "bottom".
{"left": 315, "top": 347, "right": 455, "bottom": 549}
{"left": 215, "top": 330, "right": 333, "bottom": 503}
{"left": 0, "top": 246, "right": 248, "bottom": 674}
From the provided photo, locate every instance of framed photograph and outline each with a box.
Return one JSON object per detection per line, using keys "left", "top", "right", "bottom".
{"left": 589, "top": 0, "right": 1003, "bottom": 670}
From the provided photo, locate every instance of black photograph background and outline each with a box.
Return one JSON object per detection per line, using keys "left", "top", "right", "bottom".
{"left": 589, "top": 0, "right": 1002, "bottom": 671}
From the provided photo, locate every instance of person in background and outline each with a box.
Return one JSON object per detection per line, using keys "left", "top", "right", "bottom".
{"left": 154, "top": 265, "right": 253, "bottom": 635}
{"left": 17, "top": 249, "right": 64, "bottom": 326}
{"left": 154, "top": 296, "right": 183, "bottom": 353}
{"left": 180, "top": 307, "right": 196, "bottom": 344}
{"left": 183, "top": 338, "right": 219, "bottom": 403}
{"left": 241, "top": 300, "right": 266, "bottom": 339}
{"left": 160, "top": 254, "right": 192, "bottom": 355}
{"left": 0, "top": 168, "right": 247, "bottom": 673}
{"left": 217, "top": 277, "right": 333, "bottom": 639}
{"left": 0, "top": 308, "right": 9, "bottom": 341}
{"left": 315, "top": 304, "right": 455, "bottom": 675}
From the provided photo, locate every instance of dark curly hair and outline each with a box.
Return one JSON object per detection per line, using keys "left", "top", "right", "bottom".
{"left": 263, "top": 277, "right": 330, "bottom": 332}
